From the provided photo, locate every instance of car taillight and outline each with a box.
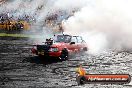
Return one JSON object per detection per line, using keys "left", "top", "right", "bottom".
{"left": 31, "top": 46, "right": 37, "bottom": 54}
{"left": 31, "top": 48, "right": 36, "bottom": 54}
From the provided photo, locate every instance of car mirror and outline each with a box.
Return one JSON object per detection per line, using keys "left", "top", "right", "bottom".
{"left": 70, "top": 42, "right": 75, "bottom": 45}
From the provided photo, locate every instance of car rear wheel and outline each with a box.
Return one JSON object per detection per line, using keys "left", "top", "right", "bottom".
{"left": 83, "top": 47, "right": 88, "bottom": 51}
{"left": 59, "top": 48, "right": 68, "bottom": 60}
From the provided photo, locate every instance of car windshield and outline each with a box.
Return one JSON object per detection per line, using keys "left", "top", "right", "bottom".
{"left": 54, "top": 35, "right": 71, "bottom": 43}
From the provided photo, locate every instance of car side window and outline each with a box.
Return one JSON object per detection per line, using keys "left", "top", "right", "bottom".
{"left": 65, "top": 35, "right": 71, "bottom": 43}
{"left": 77, "top": 36, "right": 83, "bottom": 43}
{"left": 71, "top": 36, "right": 77, "bottom": 43}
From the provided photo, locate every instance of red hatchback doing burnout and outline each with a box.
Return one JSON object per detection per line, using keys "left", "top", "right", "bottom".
{"left": 31, "top": 34, "right": 88, "bottom": 60}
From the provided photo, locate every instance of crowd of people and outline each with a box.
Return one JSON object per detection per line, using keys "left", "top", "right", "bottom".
{"left": 0, "top": 12, "right": 33, "bottom": 30}
{"left": 0, "top": 6, "right": 77, "bottom": 32}
{"left": 0, "top": 12, "right": 36, "bottom": 23}
{"left": 44, "top": 10, "right": 76, "bottom": 33}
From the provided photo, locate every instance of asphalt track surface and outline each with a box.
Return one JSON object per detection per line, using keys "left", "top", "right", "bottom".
{"left": 0, "top": 39, "right": 132, "bottom": 88}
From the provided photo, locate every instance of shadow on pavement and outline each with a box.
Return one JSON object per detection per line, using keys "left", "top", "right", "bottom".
{"left": 23, "top": 56, "right": 63, "bottom": 65}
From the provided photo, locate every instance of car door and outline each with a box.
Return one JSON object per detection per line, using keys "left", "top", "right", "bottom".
{"left": 68, "top": 36, "right": 78, "bottom": 52}
{"left": 76, "top": 36, "right": 84, "bottom": 51}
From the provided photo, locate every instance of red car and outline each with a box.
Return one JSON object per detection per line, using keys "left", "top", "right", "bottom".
{"left": 31, "top": 34, "right": 88, "bottom": 60}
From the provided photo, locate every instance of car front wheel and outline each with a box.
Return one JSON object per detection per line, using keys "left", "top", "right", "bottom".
{"left": 59, "top": 48, "right": 68, "bottom": 60}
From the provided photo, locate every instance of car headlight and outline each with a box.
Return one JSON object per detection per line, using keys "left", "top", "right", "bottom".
{"left": 49, "top": 47, "right": 59, "bottom": 52}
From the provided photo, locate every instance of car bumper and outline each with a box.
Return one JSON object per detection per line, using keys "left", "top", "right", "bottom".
{"left": 49, "top": 51, "right": 61, "bottom": 57}
{"left": 35, "top": 51, "right": 62, "bottom": 57}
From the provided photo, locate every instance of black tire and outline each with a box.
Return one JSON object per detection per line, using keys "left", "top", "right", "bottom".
{"left": 83, "top": 47, "right": 88, "bottom": 51}
{"left": 59, "top": 48, "right": 68, "bottom": 60}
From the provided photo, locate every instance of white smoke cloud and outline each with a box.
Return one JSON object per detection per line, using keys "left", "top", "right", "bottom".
{"left": 0, "top": 0, "right": 86, "bottom": 44}
{"left": 63, "top": 0, "right": 132, "bottom": 54}
{"left": 1, "top": 0, "right": 132, "bottom": 54}
{"left": 37, "top": 0, "right": 88, "bottom": 22}
{"left": 53, "top": 0, "right": 88, "bottom": 10}
{"left": 0, "top": 0, "right": 87, "bottom": 23}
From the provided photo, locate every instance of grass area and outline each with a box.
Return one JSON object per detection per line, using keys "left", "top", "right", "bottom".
{"left": 0, "top": 33, "right": 30, "bottom": 37}
{"left": 0, "top": 33, "right": 42, "bottom": 38}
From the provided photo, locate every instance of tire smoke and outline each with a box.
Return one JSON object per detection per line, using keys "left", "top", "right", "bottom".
{"left": 63, "top": 0, "right": 132, "bottom": 54}
{"left": 1, "top": 0, "right": 132, "bottom": 54}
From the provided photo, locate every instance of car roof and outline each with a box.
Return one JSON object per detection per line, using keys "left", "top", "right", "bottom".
{"left": 57, "top": 34, "right": 71, "bottom": 36}
{"left": 73, "top": 36, "right": 80, "bottom": 37}
{"left": 57, "top": 34, "right": 81, "bottom": 37}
